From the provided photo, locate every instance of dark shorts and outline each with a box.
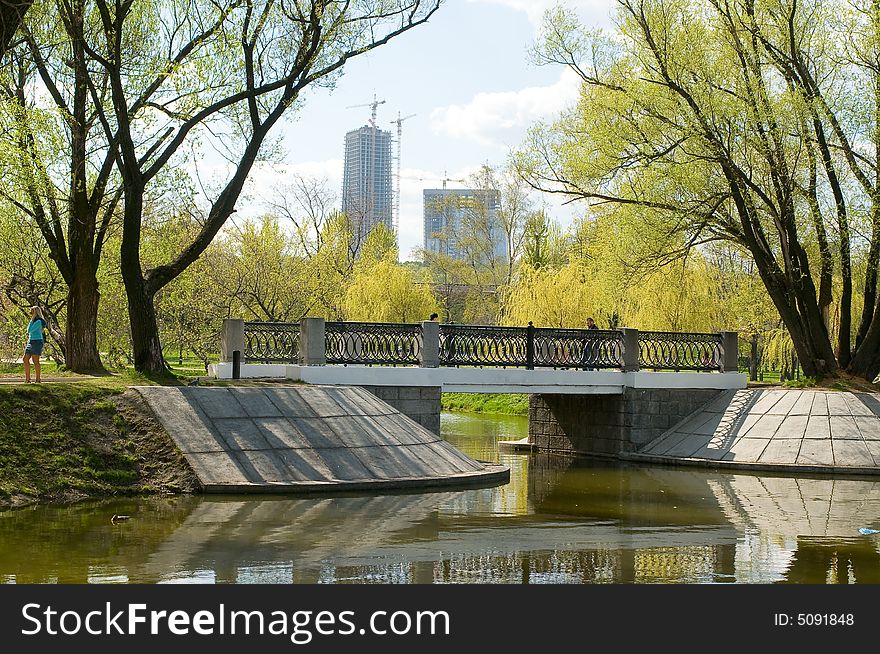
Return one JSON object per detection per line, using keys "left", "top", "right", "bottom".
{"left": 25, "top": 340, "right": 44, "bottom": 356}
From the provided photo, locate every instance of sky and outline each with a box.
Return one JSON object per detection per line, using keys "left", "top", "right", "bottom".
{"left": 239, "top": 0, "right": 618, "bottom": 261}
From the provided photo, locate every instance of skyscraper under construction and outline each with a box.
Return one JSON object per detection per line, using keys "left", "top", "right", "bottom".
{"left": 341, "top": 124, "right": 393, "bottom": 250}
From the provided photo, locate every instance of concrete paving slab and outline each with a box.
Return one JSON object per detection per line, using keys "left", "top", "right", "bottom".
{"left": 856, "top": 393, "right": 880, "bottom": 418}
{"left": 213, "top": 418, "right": 273, "bottom": 450}
{"left": 295, "top": 387, "right": 348, "bottom": 417}
{"left": 743, "top": 414, "right": 785, "bottom": 439}
{"left": 797, "top": 439, "right": 834, "bottom": 466}
{"left": 348, "top": 448, "right": 421, "bottom": 479}
{"left": 663, "top": 435, "right": 711, "bottom": 458}
{"left": 790, "top": 391, "right": 815, "bottom": 415}
{"left": 832, "top": 440, "right": 875, "bottom": 467}
{"left": 289, "top": 417, "right": 346, "bottom": 449}
{"left": 643, "top": 430, "right": 694, "bottom": 456}
{"left": 135, "top": 387, "right": 225, "bottom": 453}
{"left": 826, "top": 393, "right": 853, "bottom": 416}
{"left": 758, "top": 439, "right": 801, "bottom": 465}
{"left": 255, "top": 418, "right": 304, "bottom": 449}
{"left": 864, "top": 441, "right": 880, "bottom": 466}
{"left": 233, "top": 450, "right": 291, "bottom": 483}
{"left": 693, "top": 413, "right": 726, "bottom": 436}
{"left": 702, "top": 390, "right": 740, "bottom": 413}
{"left": 321, "top": 387, "right": 375, "bottom": 417}
{"left": 313, "top": 447, "right": 375, "bottom": 480}
{"left": 265, "top": 391, "right": 319, "bottom": 418}
{"left": 184, "top": 452, "right": 250, "bottom": 485}
{"left": 276, "top": 449, "right": 337, "bottom": 481}
{"left": 804, "top": 415, "right": 831, "bottom": 439}
{"left": 767, "top": 390, "right": 801, "bottom": 415}
{"left": 373, "top": 414, "right": 438, "bottom": 445}
{"left": 774, "top": 415, "right": 808, "bottom": 439}
{"left": 228, "top": 388, "right": 284, "bottom": 417}
{"left": 846, "top": 394, "right": 876, "bottom": 416}
{"left": 857, "top": 416, "right": 880, "bottom": 441}
{"left": 749, "top": 390, "right": 785, "bottom": 414}
{"left": 830, "top": 415, "right": 862, "bottom": 440}
{"left": 810, "top": 393, "right": 829, "bottom": 416}
{"left": 192, "top": 389, "right": 248, "bottom": 419}
{"left": 726, "top": 438, "right": 770, "bottom": 462}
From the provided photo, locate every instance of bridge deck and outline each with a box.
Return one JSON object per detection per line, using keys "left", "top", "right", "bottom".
{"left": 209, "top": 363, "right": 747, "bottom": 393}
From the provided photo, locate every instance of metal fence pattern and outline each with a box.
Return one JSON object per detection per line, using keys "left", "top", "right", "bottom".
{"left": 325, "top": 322, "right": 421, "bottom": 365}
{"left": 638, "top": 331, "right": 723, "bottom": 371}
{"left": 243, "top": 322, "right": 300, "bottom": 363}
{"left": 239, "top": 320, "right": 727, "bottom": 371}
{"left": 533, "top": 327, "right": 624, "bottom": 369}
{"left": 440, "top": 324, "right": 530, "bottom": 367}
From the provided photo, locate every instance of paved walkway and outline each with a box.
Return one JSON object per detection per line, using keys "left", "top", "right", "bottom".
{"left": 628, "top": 389, "right": 880, "bottom": 474}
{"left": 135, "top": 385, "right": 509, "bottom": 493}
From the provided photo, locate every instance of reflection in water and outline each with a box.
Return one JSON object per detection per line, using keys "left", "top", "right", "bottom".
{"left": 1, "top": 411, "right": 879, "bottom": 583}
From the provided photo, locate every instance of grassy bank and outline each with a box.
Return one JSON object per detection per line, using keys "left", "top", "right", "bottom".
{"left": 441, "top": 392, "right": 529, "bottom": 416}
{"left": 0, "top": 375, "right": 199, "bottom": 510}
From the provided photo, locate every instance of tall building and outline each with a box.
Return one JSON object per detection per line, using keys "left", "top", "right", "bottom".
{"left": 342, "top": 125, "right": 393, "bottom": 249}
{"left": 423, "top": 188, "right": 507, "bottom": 261}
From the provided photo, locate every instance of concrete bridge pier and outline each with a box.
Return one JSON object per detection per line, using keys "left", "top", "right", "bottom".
{"left": 528, "top": 388, "right": 722, "bottom": 457}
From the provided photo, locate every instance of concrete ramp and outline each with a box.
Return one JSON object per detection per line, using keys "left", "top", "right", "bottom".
{"left": 134, "top": 386, "right": 508, "bottom": 493}
{"left": 628, "top": 389, "right": 880, "bottom": 474}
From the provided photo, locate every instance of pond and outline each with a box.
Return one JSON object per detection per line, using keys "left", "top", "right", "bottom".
{"left": 2, "top": 411, "right": 879, "bottom": 583}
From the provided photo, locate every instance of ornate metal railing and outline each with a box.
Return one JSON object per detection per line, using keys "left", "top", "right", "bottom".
{"left": 638, "top": 331, "right": 723, "bottom": 371}
{"left": 325, "top": 321, "right": 421, "bottom": 365}
{"left": 230, "top": 319, "right": 732, "bottom": 372}
{"left": 440, "top": 324, "right": 529, "bottom": 367}
{"left": 243, "top": 321, "right": 299, "bottom": 363}
{"left": 533, "top": 327, "right": 624, "bottom": 369}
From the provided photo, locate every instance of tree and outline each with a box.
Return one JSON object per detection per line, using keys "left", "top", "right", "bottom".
{"left": 6, "top": 0, "right": 441, "bottom": 374}
{"left": 344, "top": 258, "right": 438, "bottom": 323}
{"left": 0, "top": 0, "right": 33, "bottom": 58}
{"left": 517, "top": 0, "right": 880, "bottom": 380}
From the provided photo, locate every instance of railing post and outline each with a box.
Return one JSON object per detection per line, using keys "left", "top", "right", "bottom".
{"left": 232, "top": 350, "right": 241, "bottom": 379}
{"left": 526, "top": 322, "right": 535, "bottom": 370}
{"left": 750, "top": 333, "right": 758, "bottom": 381}
{"left": 621, "top": 327, "right": 640, "bottom": 372}
{"left": 221, "top": 318, "right": 245, "bottom": 363}
{"left": 722, "top": 331, "right": 739, "bottom": 373}
{"left": 419, "top": 321, "right": 440, "bottom": 368}
{"left": 299, "top": 317, "right": 326, "bottom": 366}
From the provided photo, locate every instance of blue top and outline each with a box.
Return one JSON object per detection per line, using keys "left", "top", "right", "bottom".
{"left": 27, "top": 318, "right": 46, "bottom": 341}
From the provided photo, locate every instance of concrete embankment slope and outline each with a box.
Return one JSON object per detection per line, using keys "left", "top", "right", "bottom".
{"left": 628, "top": 389, "right": 880, "bottom": 474}
{"left": 134, "top": 386, "right": 508, "bottom": 493}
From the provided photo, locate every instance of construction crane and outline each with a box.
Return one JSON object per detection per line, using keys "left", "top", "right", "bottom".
{"left": 390, "top": 112, "right": 416, "bottom": 234}
{"left": 346, "top": 94, "right": 386, "bottom": 127}
{"left": 400, "top": 172, "right": 468, "bottom": 189}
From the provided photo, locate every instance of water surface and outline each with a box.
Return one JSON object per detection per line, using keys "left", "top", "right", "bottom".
{"left": 2, "top": 411, "right": 879, "bottom": 583}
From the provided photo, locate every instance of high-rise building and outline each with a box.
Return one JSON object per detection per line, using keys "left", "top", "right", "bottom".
{"left": 342, "top": 125, "right": 393, "bottom": 249}
{"left": 423, "top": 188, "right": 507, "bottom": 261}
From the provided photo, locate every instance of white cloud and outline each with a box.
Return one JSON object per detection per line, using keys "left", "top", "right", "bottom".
{"left": 429, "top": 68, "right": 580, "bottom": 147}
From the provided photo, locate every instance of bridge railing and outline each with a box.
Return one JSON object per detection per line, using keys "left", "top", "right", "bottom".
{"left": 638, "top": 331, "right": 723, "bottom": 371}
{"left": 221, "top": 318, "right": 738, "bottom": 373}
{"left": 325, "top": 321, "right": 421, "bottom": 365}
{"left": 242, "top": 321, "right": 300, "bottom": 363}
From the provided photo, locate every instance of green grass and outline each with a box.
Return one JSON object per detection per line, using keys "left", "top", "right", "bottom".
{"left": 441, "top": 392, "right": 529, "bottom": 416}
{"left": 0, "top": 373, "right": 198, "bottom": 509}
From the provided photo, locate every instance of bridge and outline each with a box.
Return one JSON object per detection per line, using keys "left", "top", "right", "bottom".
{"left": 208, "top": 319, "right": 746, "bottom": 457}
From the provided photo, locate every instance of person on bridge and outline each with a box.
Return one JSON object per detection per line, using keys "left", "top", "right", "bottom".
{"left": 23, "top": 305, "right": 47, "bottom": 384}
{"left": 429, "top": 313, "right": 439, "bottom": 321}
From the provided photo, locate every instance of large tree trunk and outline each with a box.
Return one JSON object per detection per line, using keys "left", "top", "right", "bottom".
{"left": 124, "top": 274, "right": 166, "bottom": 375}
{"left": 120, "top": 190, "right": 167, "bottom": 375}
{"left": 65, "top": 272, "right": 104, "bottom": 372}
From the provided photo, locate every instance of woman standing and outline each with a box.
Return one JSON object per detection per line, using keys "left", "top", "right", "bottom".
{"left": 24, "top": 306, "right": 47, "bottom": 384}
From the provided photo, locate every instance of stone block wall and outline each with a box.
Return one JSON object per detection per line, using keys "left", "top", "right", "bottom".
{"left": 361, "top": 385, "right": 442, "bottom": 434}
{"left": 529, "top": 388, "right": 720, "bottom": 456}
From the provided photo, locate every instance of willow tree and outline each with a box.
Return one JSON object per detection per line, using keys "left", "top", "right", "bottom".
{"left": 5, "top": 0, "right": 440, "bottom": 373}
{"left": 518, "top": 0, "right": 880, "bottom": 380}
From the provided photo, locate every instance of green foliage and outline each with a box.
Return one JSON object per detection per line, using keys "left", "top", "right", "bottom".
{"left": 441, "top": 393, "right": 529, "bottom": 416}
{"left": 783, "top": 377, "right": 818, "bottom": 389}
